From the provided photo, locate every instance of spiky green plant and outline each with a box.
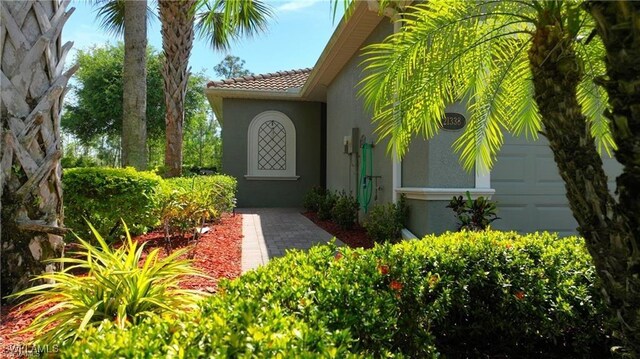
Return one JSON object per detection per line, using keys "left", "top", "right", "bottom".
{"left": 359, "top": 0, "right": 612, "bottom": 171}
{"left": 9, "top": 222, "right": 207, "bottom": 345}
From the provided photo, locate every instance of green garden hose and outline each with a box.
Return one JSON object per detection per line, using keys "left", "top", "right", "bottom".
{"left": 360, "top": 143, "right": 373, "bottom": 213}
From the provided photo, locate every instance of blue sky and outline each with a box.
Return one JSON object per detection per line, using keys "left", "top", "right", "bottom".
{"left": 62, "top": 0, "right": 344, "bottom": 81}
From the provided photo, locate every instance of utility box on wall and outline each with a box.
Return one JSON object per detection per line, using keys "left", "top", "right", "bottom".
{"left": 343, "top": 127, "right": 360, "bottom": 154}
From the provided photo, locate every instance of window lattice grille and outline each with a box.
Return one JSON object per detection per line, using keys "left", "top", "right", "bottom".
{"left": 258, "top": 120, "right": 286, "bottom": 170}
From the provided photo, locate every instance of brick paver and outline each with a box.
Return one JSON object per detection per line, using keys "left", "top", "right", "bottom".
{"left": 237, "top": 208, "right": 339, "bottom": 272}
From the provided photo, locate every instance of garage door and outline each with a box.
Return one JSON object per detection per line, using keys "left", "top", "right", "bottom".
{"left": 491, "top": 134, "right": 621, "bottom": 237}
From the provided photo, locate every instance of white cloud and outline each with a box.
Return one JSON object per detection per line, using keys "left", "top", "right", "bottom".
{"left": 277, "top": 0, "right": 320, "bottom": 12}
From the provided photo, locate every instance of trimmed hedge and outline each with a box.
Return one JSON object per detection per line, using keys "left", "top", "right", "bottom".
{"left": 63, "top": 168, "right": 237, "bottom": 241}
{"left": 61, "top": 231, "right": 609, "bottom": 357}
{"left": 63, "top": 167, "right": 162, "bottom": 239}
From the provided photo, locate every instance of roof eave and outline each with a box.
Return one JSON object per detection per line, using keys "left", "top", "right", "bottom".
{"left": 204, "top": 87, "right": 305, "bottom": 125}
{"left": 300, "top": 2, "right": 385, "bottom": 102}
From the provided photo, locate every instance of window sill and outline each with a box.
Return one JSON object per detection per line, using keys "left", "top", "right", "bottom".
{"left": 244, "top": 175, "right": 300, "bottom": 181}
{"left": 395, "top": 187, "right": 495, "bottom": 201}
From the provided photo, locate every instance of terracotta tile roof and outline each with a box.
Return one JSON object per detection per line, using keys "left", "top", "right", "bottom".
{"left": 206, "top": 68, "right": 312, "bottom": 92}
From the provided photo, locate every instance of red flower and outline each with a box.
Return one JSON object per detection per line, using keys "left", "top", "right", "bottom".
{"left": 390, "top": 280, "right": 403, "bottom": 291}
{"left": 334, "top": 251, "right": 343, "bottom": 260}
{"left": 505, "top": 243, "right": 513, "bottom": 249}
{"left": 515, "top": 291, "right": 525, "bottom": 300}
{"left": 378, "top": 264, "right": 390, "bottom": 275}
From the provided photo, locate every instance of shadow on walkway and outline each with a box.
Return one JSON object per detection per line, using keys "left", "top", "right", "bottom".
{"left": 237, "top": 208, "right": 339, "bottom": 272}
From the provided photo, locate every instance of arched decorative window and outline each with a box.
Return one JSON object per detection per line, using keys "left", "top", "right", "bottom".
{"left": 246, "top": 111, "right": 298, "bottom": 180}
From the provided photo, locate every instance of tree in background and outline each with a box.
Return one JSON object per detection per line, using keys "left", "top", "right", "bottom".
{"left": 355, "top": 0, "right": 638, "bottom": 353}
{"left": 62, "top": 44, "right": 211, "bottom": 169}
{"left": 214, "top": 54, "right": 252, "bottom": 79}
{"left": 92, "top": 0, "right": 272, "bottom": 177}
{"left": 160, "top": 0, "right": 273, "bottom": 177}
{"left": 183, "top": 76, "right": 221, "bottom": 170}
{"left": 122, "top": 0, "right": 148, "bottom": 170}
{"left": 1, "top": 1, "right": 77, "bottom": 299}
{"left": 92, "top": 0, "right": 150, "bottom": 170}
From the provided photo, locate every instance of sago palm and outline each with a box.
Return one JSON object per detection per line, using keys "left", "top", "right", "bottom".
{"left": 358, "top": 0, "right": 638, "bottom": 354}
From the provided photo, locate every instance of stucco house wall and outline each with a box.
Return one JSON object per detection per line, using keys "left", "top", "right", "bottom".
{"left": 401, "top": 102, "right": 475, "bottom": 236}
{"left": 222, "top": 99, "right": 323, "bottom": 207}
{"left": 325, "top": 20, "right": 394, "bottom": 209}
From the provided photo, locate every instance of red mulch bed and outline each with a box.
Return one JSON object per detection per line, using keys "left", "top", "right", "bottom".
{"left": 0, "top": 213, "right": 242, "bottom": 358}
{"left": 302, "top": 211, "right": 375, "bottom": 249}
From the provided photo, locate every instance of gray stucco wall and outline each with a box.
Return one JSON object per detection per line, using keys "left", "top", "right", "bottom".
{"left": 326, "top": 20, "right": 474, "bottom": 236}
{"left": 401, "top": 102, "right": 475, "bottom": 237}
{"left": 222, "top": 99, "right": 323, "bottom": 207}
{"left": 326, "top": 20, "right": 394, "bottom": 211}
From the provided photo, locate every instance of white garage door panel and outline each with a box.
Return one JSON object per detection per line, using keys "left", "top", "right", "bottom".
{"left": 493, "top": 134, "right": 622, "bottom": 236}
{"left": 493, "top": 135, "right": 575, "bottom": 235}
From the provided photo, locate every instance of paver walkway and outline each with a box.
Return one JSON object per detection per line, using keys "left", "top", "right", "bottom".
{"left": 237, "top": 208, "right": 340, "bottom": 272}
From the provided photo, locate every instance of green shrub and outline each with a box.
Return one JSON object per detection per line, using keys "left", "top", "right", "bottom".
{"left": 165, "top": 175, "right": 237, "bottom": 218}
{"left": 317, "top": 190, "right": 337, "bottom": 220}
{"left": 331, "top": 192, "right": 359, "bottom": 229}
{"left": 302, "top": 186, "right": 326, "bottom": 212}
{"left": 363, "top": 202, "right": 405, "bottom": 244}
{"left": 447, "top": 191, "right": 499, "bottom": 231}
{"left": 157, "top": 175, "right": 237, "bottom": 241}
{"left": 61, "top": 231, "right": 609, "bottom": 357}
{"left": 63, "top": 167, "right": 162, "bottom": 240}
{"left": 10, "top": 222, "right": 205, "bottom": 346}
{"left": 64, "top": 168, "right": 237, "bottom": 243}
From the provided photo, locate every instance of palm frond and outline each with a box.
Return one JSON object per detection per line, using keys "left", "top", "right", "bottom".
{"left": 90, "top": 0, "right": 156, "bottom": 37}
{"left": 196, "top": 0, "right": 273, "bottom": 51}
{"left": 576, "top": 31, "right": 616, "bottom": 155}
{"left": 359, "top": 0, "right": 537, "bottom": 170}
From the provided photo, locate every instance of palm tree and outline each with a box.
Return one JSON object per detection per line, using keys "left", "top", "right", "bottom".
{"left": 158, "top": 0, "right": 196, "bottom": 178}
{"left": 1, "top": 1, "right": 77, "bottom": 299}
{"left": 95, "top": 0, "right": 271, "bottom": 177}
{"left": 358, "top": 0, "right": 637, "bottom": 353}
{"left": 94, "top": 0, "right": 149, "bottom": 170}
{"left": 161, "top": 0, "right": 272, "bottom": 177}
{"left": 583, "top": 1, "right": 640, "bottom": 351}
{"left": 122, "top": 0, "right": 148, "bottom": 170}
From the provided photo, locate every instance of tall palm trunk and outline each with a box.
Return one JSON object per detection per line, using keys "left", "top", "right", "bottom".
{"left": 583, "top": 1, "right": 640, "bottom": 353}
{"left": 122, "top": 0, "right": 148, "bottom": 170}
{"left": 0, "top": 0, "right": 76, "bottom": 299}
{"left": 159, "top": 0, "right": 196, "bottom": 178}
{"left": 529, "top": 8, "right": 638, "bottom": 354}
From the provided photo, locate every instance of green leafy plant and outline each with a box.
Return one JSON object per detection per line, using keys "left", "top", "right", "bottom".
{"left": 9, "top": 222, "right": 206, "bottom": 346}
{"left": 447, "top": 191, "right": 499, "bottom": 231}
{"left": 61, "top": 231, "right": 610, "bottom": 357}
{"left": 63, "top": 167, "right": 163, "bottom": 241}
{"left": 302, "top": 186, "right": 326, "bottom": 212}
{"left": 363, "top": 195, "right": 408, "bottom": 243}
{"left": 317, "top": 190, "right": 337, "bottom": 221}
{"left": 331, "top": 192, "right": 359, "bottom": 229}
{"left": 157, "top": 175, "right": 237, "bottom": 248}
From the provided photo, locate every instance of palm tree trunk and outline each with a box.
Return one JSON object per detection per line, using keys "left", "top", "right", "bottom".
{"left": 122, "top": 0, "right": 148, "bottom": 170}
{"left": 1, "top": 0, "right": 77, "bottom": 300}
{"left": 529, "top": 8, "right": 639, "bottom": 354}
{"left": 159, "top": 0, "right": 196, "bottom": 178}
{"left": 583, "top": 1, "right": 640, "bottom": 354}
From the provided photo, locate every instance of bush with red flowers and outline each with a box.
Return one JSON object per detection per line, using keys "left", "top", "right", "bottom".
{"left": 60, "top": 231, "right": 610, "bottom": 357}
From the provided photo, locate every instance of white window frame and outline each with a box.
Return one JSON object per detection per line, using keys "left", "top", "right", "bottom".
{"left": 245, "top": 110, "right": 298, "bottom": 180}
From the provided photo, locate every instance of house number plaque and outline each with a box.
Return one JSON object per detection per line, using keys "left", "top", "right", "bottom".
{"left": 441, "top": 113, "right": 466, "bottom": 131}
